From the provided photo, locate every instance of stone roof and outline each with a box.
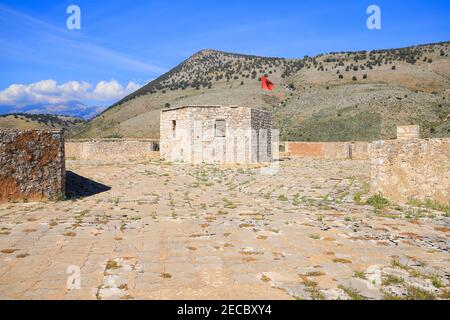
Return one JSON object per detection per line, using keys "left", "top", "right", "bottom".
{"left": 161, "top": 105, "right": 270, "bottom": 114}
{"left": 0, "top": 128, "right": 64, "bottom": 134}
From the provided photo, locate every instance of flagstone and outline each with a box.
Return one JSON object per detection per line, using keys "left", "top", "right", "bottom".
{"left": 0, "top": 158, "right": 449, "bottom": 299}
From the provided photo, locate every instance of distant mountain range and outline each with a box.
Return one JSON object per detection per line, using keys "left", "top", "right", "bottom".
{"left": 0, "top": 113, "right": 85, "bottom": 130}
{"left": 0, "top": 100, "right": 103, "bottom": 120}
{"left": 6, "top": 41, "right": 450, "bottom": 141}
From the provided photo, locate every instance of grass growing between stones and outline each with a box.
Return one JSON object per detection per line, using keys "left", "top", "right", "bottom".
{"left": 405, "top": 286, "right": 436, "bottom": 300}
{"left": 353, "top": 192, "right": 364, "bottom": 205}
{"left": 430, "top": 275, "right": 443, "bottom": 288}
{"left": 439, "top": 290, "right": 450, "bottom": 299}
{"left": 353, "top": 271, "right": 367, "bottom": 280}
{"left": 407, "top": 198, "right": 450, "bottom": 215}
{"left": 333, "top": 258, "right": 352, "bottom": 264}
{"left": 223, "top": 198, "right": 237, "bottom": 209}
{"left": 304, "top": 271, "right": 326, "bottom": 277}
{"left": 260, "top": 274, "right": 271, "bottom": 283}
{"left": 338, "top": 285, "right": 366, "bottom": 300}
{"left": 382, "top": 274, "right": 404, "bottom": 286}
{"left": 105, "top": 259, "right": 121, "bottom": 270}
{"left": 299, "top": 275, "right": 325, "bottom": 300}
{"left": 391, "top": 257, "right": 409, "bottom": 270}
{"left": 366, "top": 193, "right": 390, "bottom": 212}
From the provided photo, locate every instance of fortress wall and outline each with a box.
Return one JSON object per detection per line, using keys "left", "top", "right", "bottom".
{"left": 369, "top": 138, "right": 450, "bottom": 204}
{"left": 66, "top": 139, "right": 160, "bottom": 161}
{"left": 0, "top": 129, "right": 65, "bottom": 203}
{"left": 323, "top": 142, "right": 352, "bottom": 160}
{"left": 285, "top": 142, "right": 324, "bottom": 158}
{"left": 350, "top": 142, "right": 370, "bottom": 160}
{"left": 285, "top": 141, "right": 370, "bottom": 160}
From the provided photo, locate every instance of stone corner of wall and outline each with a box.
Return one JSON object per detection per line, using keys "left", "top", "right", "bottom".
{"left": 0, "top": 129, "right": 65, "bottom": 203}
{"left": 368, "top": 137, "right": 450, "bottom": 204}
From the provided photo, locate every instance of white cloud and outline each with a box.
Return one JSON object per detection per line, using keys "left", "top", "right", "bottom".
{"left": 92, "top": 79, "right": 140, "bottom": 100}
{"left": 0, "top": 79, "right": 141, "bottom": 107}
{"left": 126, "top": 81, "right": 141, "bottom": 92}
{"left": 29, "top": 79, "right": 59, "bottom": 94}
{"left": 60, "top": 81, "right": 92, "bottom": 96}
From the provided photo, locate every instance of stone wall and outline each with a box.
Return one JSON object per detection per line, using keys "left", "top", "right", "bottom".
{"left": 350, "top": 142, "right": 370, "bottom": 160}
{"left": 66, "top": 139, "right": 160, "bottom": 161}
{"left": 285, "top": 141, "right": 369, "bottom": 160}
{"left": 251, "top": 108, "right": 273, "bottom": 163}
{"left": 369, "top": 138, "right": 450, "bottom": 204}
{"left": 285, "top": 142, "right": 324, "bottom": 158}
{"left": 324, "top": 142, "right": 352, "bottom": 160}
{"left": 160, "top": 105, "right": 272, "bottom": 164}
{"left": 0, "top": 129, "right": 65, "bottom": 202}
{"left": 397, "top": 125, "right": 420, "bottom": 140}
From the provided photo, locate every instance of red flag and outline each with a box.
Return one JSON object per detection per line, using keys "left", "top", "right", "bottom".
{"left": 261, "top": 76, "right": 274, "bottom": 91}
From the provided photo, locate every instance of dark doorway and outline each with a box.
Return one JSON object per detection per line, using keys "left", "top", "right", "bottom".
{"left": 172, "top": 120, "right": 177, "bottom": 138}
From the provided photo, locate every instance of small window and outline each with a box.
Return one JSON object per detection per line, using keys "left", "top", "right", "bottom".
{"left": 215, "top": 120, "right": 226, "bottom": 137}
{"left": 172, "top": 120, "right": 176, "bottom": 138}
{"left": 150, "top": 142, "right": 160, "bottom": 151}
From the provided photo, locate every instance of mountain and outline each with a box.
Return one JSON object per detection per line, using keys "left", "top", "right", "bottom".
{"left": 70, "top": 42, "right": 450, "bottom": 141}
{"left": 0, "top": 101, "right": 104, "bottom": 121}
{"left": 0, "top": 113, "right": 85, "bottom": 130}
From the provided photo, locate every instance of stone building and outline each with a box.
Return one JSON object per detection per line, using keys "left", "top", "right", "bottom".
{"left": 160, "top": 105, "right": 273, "bottom": 164}
{"left": 0, "top": 129, "right": 65, "bottom": 203}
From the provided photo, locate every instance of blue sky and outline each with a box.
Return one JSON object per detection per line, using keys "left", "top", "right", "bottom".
{"left": 0, "top": 0, "right": 449, "bottom": 118}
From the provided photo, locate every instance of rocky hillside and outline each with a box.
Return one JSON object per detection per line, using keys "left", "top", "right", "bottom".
{"left": 0, "top": 113, "right": 85, "bottom": 130}
{"left": 70, "top": 41, "right": 450, "bottom": 141}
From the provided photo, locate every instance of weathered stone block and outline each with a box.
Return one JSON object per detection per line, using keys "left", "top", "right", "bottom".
{"left": 0, "top": 129, "right": 65, "bottom": 203}
{"left": 369, "top": 138, "right": 450, "bottom": 204}
{"left": 397, "top": 125, "right": 420, "bottom": 140}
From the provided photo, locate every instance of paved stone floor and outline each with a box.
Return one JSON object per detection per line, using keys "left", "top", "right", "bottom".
{"left": 0, "top": 158, "right": 449, "bottom": 300}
